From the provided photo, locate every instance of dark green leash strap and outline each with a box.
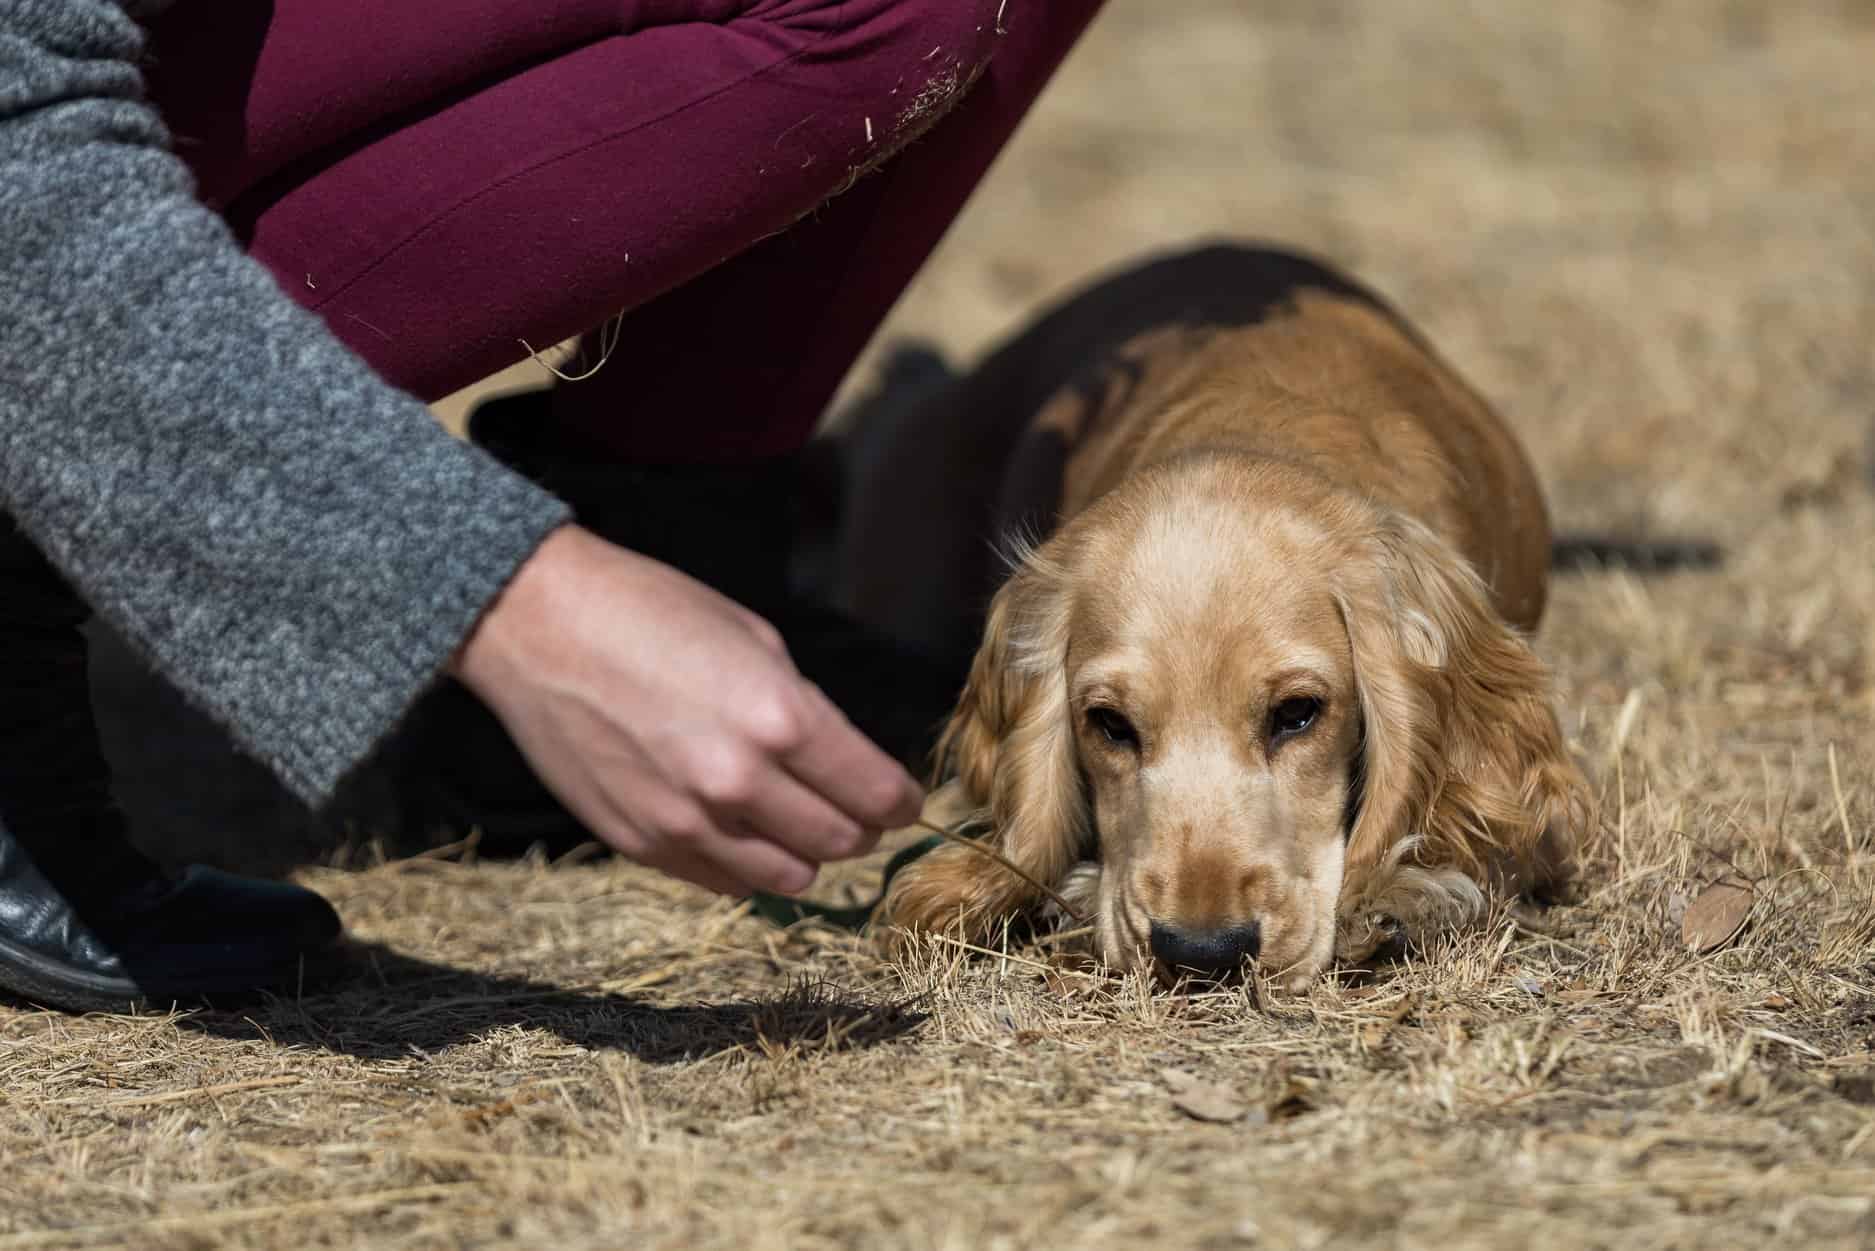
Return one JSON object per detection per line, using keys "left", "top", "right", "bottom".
{"left": 748, "top": 833, "right": 945, "bottom": 930}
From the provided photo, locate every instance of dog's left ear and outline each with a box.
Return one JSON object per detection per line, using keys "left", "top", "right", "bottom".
{"left": 1333, "top": 512, "right": 1589, "bottom": 954}
{"left": 875, "top": 554, "right": 1088, "bottom": 940}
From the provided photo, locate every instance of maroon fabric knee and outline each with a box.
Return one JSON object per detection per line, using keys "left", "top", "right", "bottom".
{"left": 144, "top": 0, "right": 1104, "bottom": 457}
{"left": 549, "top": 0, "right": 1105, "bottom": 464}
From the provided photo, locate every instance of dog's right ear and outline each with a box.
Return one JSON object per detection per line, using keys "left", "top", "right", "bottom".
{"left": 877, "top": 554, "right": 1088, "bottom": 938}
{"left": 1331, "top": 510, "right": 1587, "bottom": 959}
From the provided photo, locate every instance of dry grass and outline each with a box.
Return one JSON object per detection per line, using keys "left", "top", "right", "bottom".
{"left": 13, "top": 1, "right": 1875, "bottom": 1245}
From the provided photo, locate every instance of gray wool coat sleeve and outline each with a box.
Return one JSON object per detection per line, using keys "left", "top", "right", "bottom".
{"left": 0, "top": 0, "right": 573, "bottom": 804}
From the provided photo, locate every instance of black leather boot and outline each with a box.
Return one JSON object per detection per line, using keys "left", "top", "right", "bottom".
{"left": 0, "top": 517, "right": 342, "bottom": 1011}
{"left": 388, "top": 389, "right": 971, "bottom": 855}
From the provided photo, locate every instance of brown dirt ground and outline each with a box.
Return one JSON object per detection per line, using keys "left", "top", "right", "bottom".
{"left": 10, "top": 2, "right": 1875, "bottom": 1246}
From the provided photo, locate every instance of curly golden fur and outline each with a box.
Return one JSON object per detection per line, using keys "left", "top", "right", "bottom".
{"left": 838, "top": 244, "right": 1590, "bottom": 988}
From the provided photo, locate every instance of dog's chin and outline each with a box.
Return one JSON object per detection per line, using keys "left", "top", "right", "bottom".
{"left": 1135, "top": 941, "right": 1328, "bottom": 993}
{"left": 1270, "top": 937, "right": 1332, "bottom": 994}
{"left": 1271, "top": 909, "right": 1340, "bottom": 993}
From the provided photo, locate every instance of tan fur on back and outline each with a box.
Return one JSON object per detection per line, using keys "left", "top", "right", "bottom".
{"left": 1029, "top": 292, "right": 1549, "bottom": 628}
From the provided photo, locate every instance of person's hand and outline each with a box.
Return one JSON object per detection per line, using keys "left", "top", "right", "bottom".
{"left": 451, "top": 525, "right": 924, "bottom": 896}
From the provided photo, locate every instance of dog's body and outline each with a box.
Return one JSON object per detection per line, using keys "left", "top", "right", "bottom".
{"left": 837, "top": 244, "right": 1588, "bottom": 988}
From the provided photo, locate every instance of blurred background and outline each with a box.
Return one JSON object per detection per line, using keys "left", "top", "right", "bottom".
{"left": 100, "top": 0, "right": 1875, "bottom": 874}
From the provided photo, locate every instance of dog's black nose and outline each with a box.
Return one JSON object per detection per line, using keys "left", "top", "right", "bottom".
{"left": 1148, "top": 920, "right": 1262, "bottom": 978}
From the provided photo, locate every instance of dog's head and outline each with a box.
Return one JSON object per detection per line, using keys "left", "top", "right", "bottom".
{"left": 880, "top": 456, "right": 1585, "bottom": 989}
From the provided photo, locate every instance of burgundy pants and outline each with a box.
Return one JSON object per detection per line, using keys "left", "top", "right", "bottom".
{"left": 142, "top": 0, "right": 1103, "bottom": 465}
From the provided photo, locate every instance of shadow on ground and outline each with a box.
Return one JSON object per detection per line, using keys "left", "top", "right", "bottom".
{"left": 170, "top": 940, "right": 927, "bottom": 1063}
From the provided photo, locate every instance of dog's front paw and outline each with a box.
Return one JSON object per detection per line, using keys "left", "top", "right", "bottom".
{"left": 1042, "top": 861, "right": 1101, "bottom": 929}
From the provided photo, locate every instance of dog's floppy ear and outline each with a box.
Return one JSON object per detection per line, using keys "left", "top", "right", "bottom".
{"left": 877, "top": 553, "right": 1088, "bottom": 938}
{"left": 1333, "top": 511, "right": 1589, "bottom": 958}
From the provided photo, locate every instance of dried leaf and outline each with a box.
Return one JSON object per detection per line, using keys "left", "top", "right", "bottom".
{"left": 1163, "top": 1069, "right": 1256, "bottom": 1124}
{"left": 1040, "top": 963, "right": 1102, "bottom": 997}
{"left": 1681, "top": 877, "right": 1754, "bottom": 953}
{"left": 1173, "top": 1084, "right": 1253, "bottom": 1124}
{"left": 1360, "top": 992, "right": 1419, "bottom": 1050}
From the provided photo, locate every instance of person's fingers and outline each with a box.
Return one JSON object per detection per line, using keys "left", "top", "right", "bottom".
{"left": 541, "top": 789, "right": 744, "bottom": 897}
{"left": 638, "top": 845, "right": 752, "bottom": 898}
{"left": 598, "top": 793, "right": 820, "bottom": 896}
{"left": 676, "top": 728, "right": 872, "bottom": 865}
{"left": 723, "top": 766, "right": 880, "bottom": 865}
{"left": 689, "top": 824, "right": 820, "bottom": 894}
{"left": 771, "top": 683, "right": 925, "bottom": 830}
{"left": 730, "top": 603, "right": 790, "bottom": 658}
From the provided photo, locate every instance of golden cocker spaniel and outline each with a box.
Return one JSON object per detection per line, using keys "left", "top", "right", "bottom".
{"left": 835, "top": 243, "right": 1590, "bottom": 989}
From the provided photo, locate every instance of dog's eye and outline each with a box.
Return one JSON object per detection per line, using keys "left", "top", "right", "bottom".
{"left": 1270, "top": 696, "right": 1321, "bottom": 741}
{"left": 1086, "top": 706, "right": 1140, "bottom": 749}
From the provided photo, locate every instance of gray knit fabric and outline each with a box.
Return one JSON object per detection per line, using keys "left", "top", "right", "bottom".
{"left": 0, "top": 0, "right": 572, "bottom": 804}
